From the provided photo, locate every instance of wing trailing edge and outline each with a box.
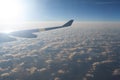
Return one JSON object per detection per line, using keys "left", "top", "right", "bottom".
{"left": 0, "top": 19, "right": 74, "bottom": 43}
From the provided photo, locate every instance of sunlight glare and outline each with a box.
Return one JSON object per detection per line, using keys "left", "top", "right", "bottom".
{"left": 2, "top": 29, "right": 14, "bottom": 34}
{"left": 0, "top": 0, "right": 26, "bottom": 33}
{"left": 0, "top": 0, "right": 24, "bottom": 23}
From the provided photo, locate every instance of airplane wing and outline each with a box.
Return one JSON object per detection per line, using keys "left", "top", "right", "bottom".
{"left": 0, "top": 20, "right": 74, "bottom": 43}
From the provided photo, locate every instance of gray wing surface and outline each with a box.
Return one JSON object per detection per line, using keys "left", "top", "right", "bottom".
{"left": 0, "top": 20, "right": 74, "bottom": 43}
{"left": 0, "top": 33, "right": 16, "bottom": 43}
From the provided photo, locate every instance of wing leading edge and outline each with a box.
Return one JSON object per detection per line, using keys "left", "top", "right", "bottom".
{"left": 0, "top": 19, "right": 74, "bottom": 43}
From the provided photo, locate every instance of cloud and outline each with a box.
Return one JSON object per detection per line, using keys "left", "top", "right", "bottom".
{"left": 58, "top": 69, "right": 65, "bottom": 74}
{"left": 0, "top": 22, "right": 120, "bottom": 80}
{"left": 113, "top": 69, "right": 120, "bottom": 76}
{"left": 27, "top": 67, "right": 37, "bottom": 74}
{"left": 1, "top": 73, "right": 10, "bottom": 77}
{"left": 45, "top": 59, "right": 53, "bottom": 64}
{"left": 68, "top": 52, "right": 76, "bottom": 60}
{"left": 39, "top": 68, "right": 47, "bottom": 72}
{"left": 0, "top": 68, "right": 9, "bottom": 72}
{"left": 54, "top": 77, "right": 61, "bottom": 80}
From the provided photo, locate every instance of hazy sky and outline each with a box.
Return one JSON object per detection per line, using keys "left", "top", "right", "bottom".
{"left": 25, "top": 0, "right": 120, "bottom": 21}
{"left": 0, "top": 0, "right": 120, "bottom": 22}
{"left": 0, "top": 0, "right": 120, "bottom": 33}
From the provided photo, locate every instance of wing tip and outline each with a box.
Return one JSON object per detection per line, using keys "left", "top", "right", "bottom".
{"left": 62, "top": 19, "right": 74, "bottom": 27}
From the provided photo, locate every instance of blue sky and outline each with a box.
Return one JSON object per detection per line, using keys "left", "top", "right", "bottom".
{"left": 17, "top": 0, "right": 120, "bottom": 21}
{"left": 0, "top": 0, "right": 120, "bottom": 33}
{"left": 1, "top": 0, "right": 120, "bottom": 33}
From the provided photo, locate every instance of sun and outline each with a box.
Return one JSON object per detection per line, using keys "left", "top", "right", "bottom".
{"left": 0, "top": 0, "right": 24, "bottom": 22}
{"left": 0, "top": 0, "right": 25, "bottom": 33}
{"left": 2, "top": 29, "right": 14, "bottom": 34}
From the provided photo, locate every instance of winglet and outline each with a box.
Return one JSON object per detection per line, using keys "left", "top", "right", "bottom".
{"left": 62, "top": 19, "right": 74, "bottom": 27}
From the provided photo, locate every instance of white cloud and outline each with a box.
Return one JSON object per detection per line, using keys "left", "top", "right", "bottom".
{"left": 113, "top": 69, "right": 120, "bottom": 76}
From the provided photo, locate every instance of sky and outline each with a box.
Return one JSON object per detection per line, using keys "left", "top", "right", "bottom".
{"left": 0, "top": 0, "right": 120, "bottom": 33}
{"left": 24, "top": 0, "right": 120, "bottom": 21}
{"left": 0, "top": 0, "right": 120, "bottom": 22}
